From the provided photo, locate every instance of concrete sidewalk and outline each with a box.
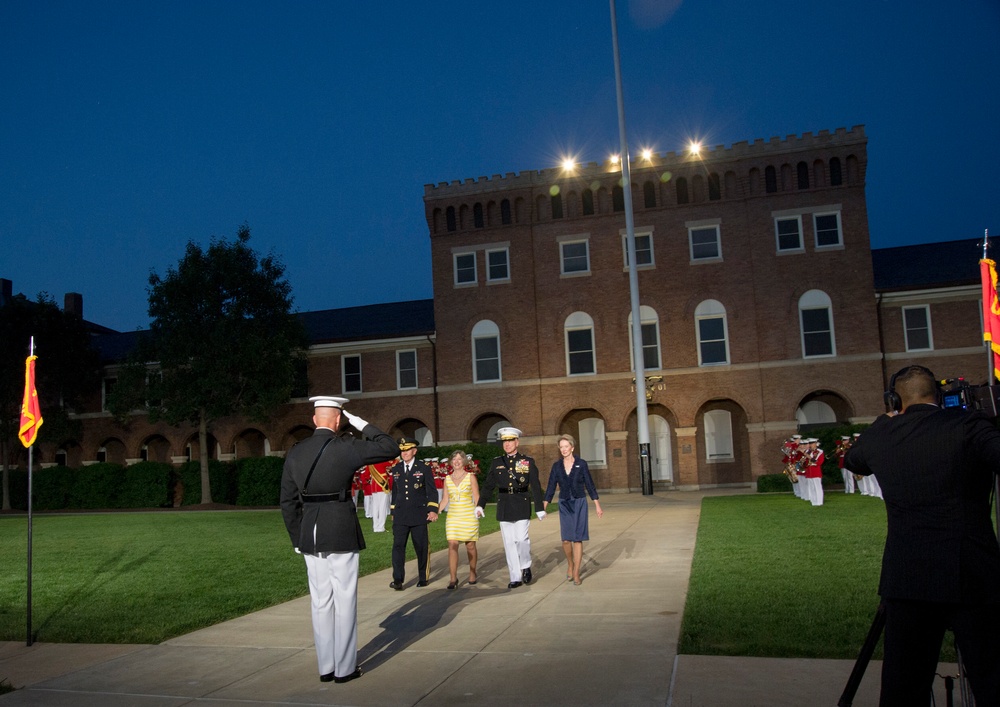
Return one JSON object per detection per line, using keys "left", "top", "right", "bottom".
{"left": 0, "top": 493, "right": 958, "bottom": 706}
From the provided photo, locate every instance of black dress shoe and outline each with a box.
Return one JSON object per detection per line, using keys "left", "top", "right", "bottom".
{"left": 333, "top": 667, "right": 364, "bottom": 684}
{"left": 416, "top": 580, "right": 429, "bottom": 587}
{"left": 320, "top": 672, "right": 335, "bottom": 682}
{"left": 507, "top": 581, "right": 523, "bottom": 589}
{"left": 389, "top": 581, "right": 404, "bottom": 590}
{"left": 522, "top": 568, "right": 532, "bottom": 584}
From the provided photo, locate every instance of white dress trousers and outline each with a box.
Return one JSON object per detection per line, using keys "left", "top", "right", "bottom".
{"left": 370, "top": 491, "right": 390, "bottom": 532}
{"left": 499, "top": 519, "right": 531, "bottom": 582}
{"left": 303, "top": 551, "right": 359, "bottom": 679}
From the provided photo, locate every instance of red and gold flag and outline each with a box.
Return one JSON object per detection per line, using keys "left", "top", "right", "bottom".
{"left": 980, "top": 259, "right": 1000, "bottom": 381}
{"left": 18, "top": 354, "right": 43, "bottom": 448}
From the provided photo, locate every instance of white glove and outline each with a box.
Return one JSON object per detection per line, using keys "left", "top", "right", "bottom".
{"left": 474, "top": 506, "right": 485, "bottom": 519}
{"left": 293, "top": 547, "right": 302, "bottom": 555}
{"left": 343, "top": 410, "right": 368, "bottom": 431}
{"left": 536, "top": 511, "right": 547, "bottom": 521}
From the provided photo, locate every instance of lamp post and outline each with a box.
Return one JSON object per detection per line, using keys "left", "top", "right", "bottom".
{"left": 610, "top": 0, "right": 653, "bottom": 495}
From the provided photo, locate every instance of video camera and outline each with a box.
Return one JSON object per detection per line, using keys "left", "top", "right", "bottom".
{"left": 938, "top": 377, "right": 1000, "bottom": 417}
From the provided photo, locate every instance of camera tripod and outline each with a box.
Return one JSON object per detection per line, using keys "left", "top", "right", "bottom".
{"left": 838, "top": 603, "right": 973, "bottom": 707}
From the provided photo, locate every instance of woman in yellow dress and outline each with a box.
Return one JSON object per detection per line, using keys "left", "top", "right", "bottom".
{"left": 439, "top": 449, "right": 480, "bottom": 589}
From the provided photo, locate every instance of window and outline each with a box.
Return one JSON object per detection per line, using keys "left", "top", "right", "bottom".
{"left": 797, "top": 161, "right": 809, "bottom": 190}
{"left": 689, "top": 224, "right": 721, "bottom": 261}
{"left": 676, "top": 177, "right": 689, "bottom": 204}
{"left": 582, "top": 189, "right": 595, "bottom": 215}
{"left": 454, "top": 252, "right": 476, "bottom": 285}
{"left": 799, "top": 290, "right": 836, "bottom": 357}
{"left": 486, "top": 248, "right": 509, "bottom": 282}
{"left": 695, "top": 299, "right": 729, "bottom": 365}
{"left": 830, "top": 158, "right": 843, "bottom": 186}
{"left": 342, "top": 354, "right": 362, "bottom": 394}
{"left": 612, "top": 185, "right": 624, "bottom": 212}
{"left": 560, "top": 239, "right": 590, "bottom": 275}
{"left": 704, "top": 410, "right": 734, "bottom": 461}
{"left": 643, "top": 181, "right": 656, "bottom": 208}
{"left": 472, "top": 320, "right": 501, "bottom": 383}
{"left": 765, "top": 166, "right": 777, "bottom": 193}
{"left": 814, "top": 212, "right": 842, "bottom": 248}
{"left": 565, "top": 311, "right": 595, "bottom": 375}
{"left": 622, "top": 230, "right": 653, "bottom": 267}
{"left": 628, "top": 305, "right": 661, "bottom": 370}
{"left": 775, "top": 216, "right": 803, "bottom": 252}
{"left": 708, "top": 173, "right": 721, "bottom": 200}
{"left": 446, "top": 206, "right": 456, "bottom": 231}
{"left": 397, "top": 349, "right": 417, "bottom": 389}
{"left": 903, "top": 305, "right": 933, "bottom": 351}
{"left": 473, "top": 203, "right": 484, "bottom": 228}
{"left": 102, "top": 377, "right": 116, "bottom": 412}
{"left": 501, "top": 199, "right": 512, "bottom": 225}
{"left": 551, "top": 193, "right": 563, "bottom": 219}
{"left": 579, "top": 417, "right": 607, "bottom": 464}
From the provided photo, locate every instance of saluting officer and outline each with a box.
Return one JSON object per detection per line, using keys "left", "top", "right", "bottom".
{"left": 477, "top": 426, "right": 546, "bottom": 589}
{"left": 279, "top": 396, "right": 398, "bottom": 684}
{"left": 388, "top": 437, "right": 439, "bottom": 589}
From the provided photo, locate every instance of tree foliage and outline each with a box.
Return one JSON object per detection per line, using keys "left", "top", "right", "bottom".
{"left": 116, "top": 224, "right": 307, "bottom": 504}
{"left": 0, "top": 292, "right": 102, "bottom": 509}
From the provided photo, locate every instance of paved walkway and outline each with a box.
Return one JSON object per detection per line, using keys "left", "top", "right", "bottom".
{"left": 0, "top": 493, "right": 960, "bottom": 706}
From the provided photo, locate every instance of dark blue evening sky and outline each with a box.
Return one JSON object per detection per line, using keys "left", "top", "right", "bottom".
{"left": 3, "top": 0, "right": 998, "bottom": 332}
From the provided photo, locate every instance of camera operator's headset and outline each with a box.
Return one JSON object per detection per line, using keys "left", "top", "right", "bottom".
{"left": 883, "top": 365, "right": 937, "bottom": 412}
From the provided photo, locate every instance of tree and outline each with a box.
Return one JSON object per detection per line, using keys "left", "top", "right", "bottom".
{"left": 0, "top": 293, "right": 102, "bottom": 510}
{"left": 117, "top": 225, "right": 307, "bottom": 504}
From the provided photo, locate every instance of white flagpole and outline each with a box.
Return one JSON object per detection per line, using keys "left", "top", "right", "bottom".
{"left": 26, "top": 336, "right": 35, "bottom": 646}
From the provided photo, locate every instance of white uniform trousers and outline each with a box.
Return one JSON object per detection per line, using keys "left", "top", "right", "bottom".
{"left": 792, "top": 477, "right": 803, "bottom": 499}
{"left": 303, "top": 551, "right": 359, "bottom": 679}
{"left": 370, "top": 491, "right": 390, "bottom": 532}
{"left": 499, "top": 519, "right": 531, "bottom": 582}
{"left": 808, "top": 477, "right": 824, "bottom": 506}
{"left": 363, "top": 493, "right": 373, "bottom": 518}
{"left": 870, "top": 475, "right": 884, "bottom": 500}
{"left": 841, "top": 469, "right": 856, "bottom": 493}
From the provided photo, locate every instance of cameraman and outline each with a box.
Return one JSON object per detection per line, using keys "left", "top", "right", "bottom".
{"left": 845, "top": 365, "right": 1000, "bottom": 706}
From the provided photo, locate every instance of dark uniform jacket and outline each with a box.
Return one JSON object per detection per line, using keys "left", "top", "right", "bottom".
{"left": 389, "top": 458, "right": 439, "bottom": 525}
{"left": 280, "top": 424, "right": 398, "bottom": 554}
{"left": 478, "top": 452, "right": 544, "bottom": 522}
{"left": 844, "top": 403, "right": 1000, "bottom": 604}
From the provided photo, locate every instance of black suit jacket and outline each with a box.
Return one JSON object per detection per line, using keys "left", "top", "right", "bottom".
{"left": 389, "top": 459, "right": 439, "bottom": 525}
{"left": 280, "top": 424, "right": 398, "bottom": 554}
{"left": 844, "top": 403, "right": 1000, "bottom": 603}
{"left": 478, "top": 452, "right": 544, "bottom": 522}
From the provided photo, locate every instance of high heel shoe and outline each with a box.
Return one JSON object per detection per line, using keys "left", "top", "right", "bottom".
{"left": 447, "top": 580, "right": 457, "bottom": 590}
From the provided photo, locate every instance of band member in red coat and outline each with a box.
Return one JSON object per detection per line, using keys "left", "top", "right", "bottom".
{"left": 803, "top": 438, "right": 825, "bottom": 506}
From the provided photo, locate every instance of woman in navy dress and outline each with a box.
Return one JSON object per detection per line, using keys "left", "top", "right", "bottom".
{"left": 543, "top": 434, "right": 602, "bottom": 585}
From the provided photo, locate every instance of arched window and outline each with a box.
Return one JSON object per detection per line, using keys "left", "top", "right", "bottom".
{"left": 551, "top": 193, "right": 563, "bottom": 219}
{"left": 676, "top": 177, "right": 689, "bottom": 204}
{"left": 501, "top": 199, "right": 512, "bottom": 224}
{"left": 582, "top": 189, "right": 595, "bottom": 215}
{"left": 612, "top": 185, "right": 625, "bottom": 212}
{"left": 695, "top": 299, "right": 729, "bottom": 365}
{"left": 764, "top": 166, "right": 777, "bottom": 193}
{"left": 797, "top": 162, "right": 809, "bottom": 189}
{"left": 829, "top": 157, "right": 843, "bottom": 186}
{"left": 704, "top": 410, "right": 734, "bottom": 461}
{"left": 643, "top": 181, "right": 656, "bottom": 208}
{"left": 446, "top": 206, "right": 457, "bottom": 232}
{"left": 471, "top": 320, "right": 501, "bottom": 383}
{"left": 473, "top": 203, "right": 484, "bottom": 228}
{"left": 579, "top": 417, "right": 607, "bottom": 465}
{"left": 627, "top": 305, "right": 661, "bottom": 370}
{"left": 799, "top": 290, "right": 836, "bottom": 357}
{"left": 565, "top": 311, "right": 596, "bottom": 375}
{"left": 708, "top": 172, "right": 721, "bottom": 200}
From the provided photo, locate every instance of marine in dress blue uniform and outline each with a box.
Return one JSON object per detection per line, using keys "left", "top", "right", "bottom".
{"left": 280, "top": 396, "right": 398, "bottom": 684}
{"left": 388, "top": 436, "right": 439, "bottom": 589}
{"left": 477, "top": 427, "right": 546, "bottom": 588}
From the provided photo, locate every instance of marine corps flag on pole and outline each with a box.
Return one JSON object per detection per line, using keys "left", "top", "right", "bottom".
{"left": 19, "top": 354, "right": 43, "bottom": 448}
{"left": 981, "top": 257, "right": 1000, "bottom": 382}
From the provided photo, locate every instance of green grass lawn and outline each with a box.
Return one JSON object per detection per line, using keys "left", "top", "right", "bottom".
{"left": 0, "top": 508, "right": 499, "bottom": 644}
{"left": 678, "top": 492, "right": 953, "bottom": 661}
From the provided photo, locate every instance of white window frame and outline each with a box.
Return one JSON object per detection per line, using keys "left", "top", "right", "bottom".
{"left": 486, "top": 247, "right": 510, "bottom": 283}
{"left": 902, "top": 305, "right": 934, "bottom": 352}
{"left": 453, "top": 251, "right": 477, "bottom": 286}
{"left": 695, "top": 299, "right": 730, "bottom": 366}
{"left": 774, "top": 215, "right": 804, "bottom": 253}
{"left": 621, "top": 228, "right": 654, "bottom": 269}
{"left": 579, "top": 417, "right": 607, "bottom": 466}
{"left": 559, "top": 236, "right": 591, "bottom": 277}
{"left": 102, "top": 377, "right": 117, "bottom": 412}
{"left": 471, "top": 320, "right": 501, "bottom": 383}
{"left": 342, "top": 354, "right": 362, "bottom": 394}
{"left": 687, "top": 219, "right": 722, "bottom": 262}
{"left": 396, "top": 349, "right": 418, "bottom": 390}
{"left": 704, "top": 409, "right": 734, "bottom": 462}
{"left": 799, "top": 290, "right": 836, "bottom": 358}
{"left": 813, "top": 210, "right": 843, "bottom": 249}
{"left": 627, "top": 305, "right": 661, "bottom": 371}
{"left": 565, "top": 311, "right": 596, "bottom": 376}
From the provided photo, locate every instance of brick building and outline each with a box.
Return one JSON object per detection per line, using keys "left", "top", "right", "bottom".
{"left": 9, "top": 125, "right": 992, "bottom": 491}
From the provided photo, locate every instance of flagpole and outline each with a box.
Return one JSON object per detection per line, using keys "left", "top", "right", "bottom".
{"left": 987, "top": 229, "right": 1000, "bottom": 543}
{"left": 26, "top": 336, "right": 34, "bottom": 647}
